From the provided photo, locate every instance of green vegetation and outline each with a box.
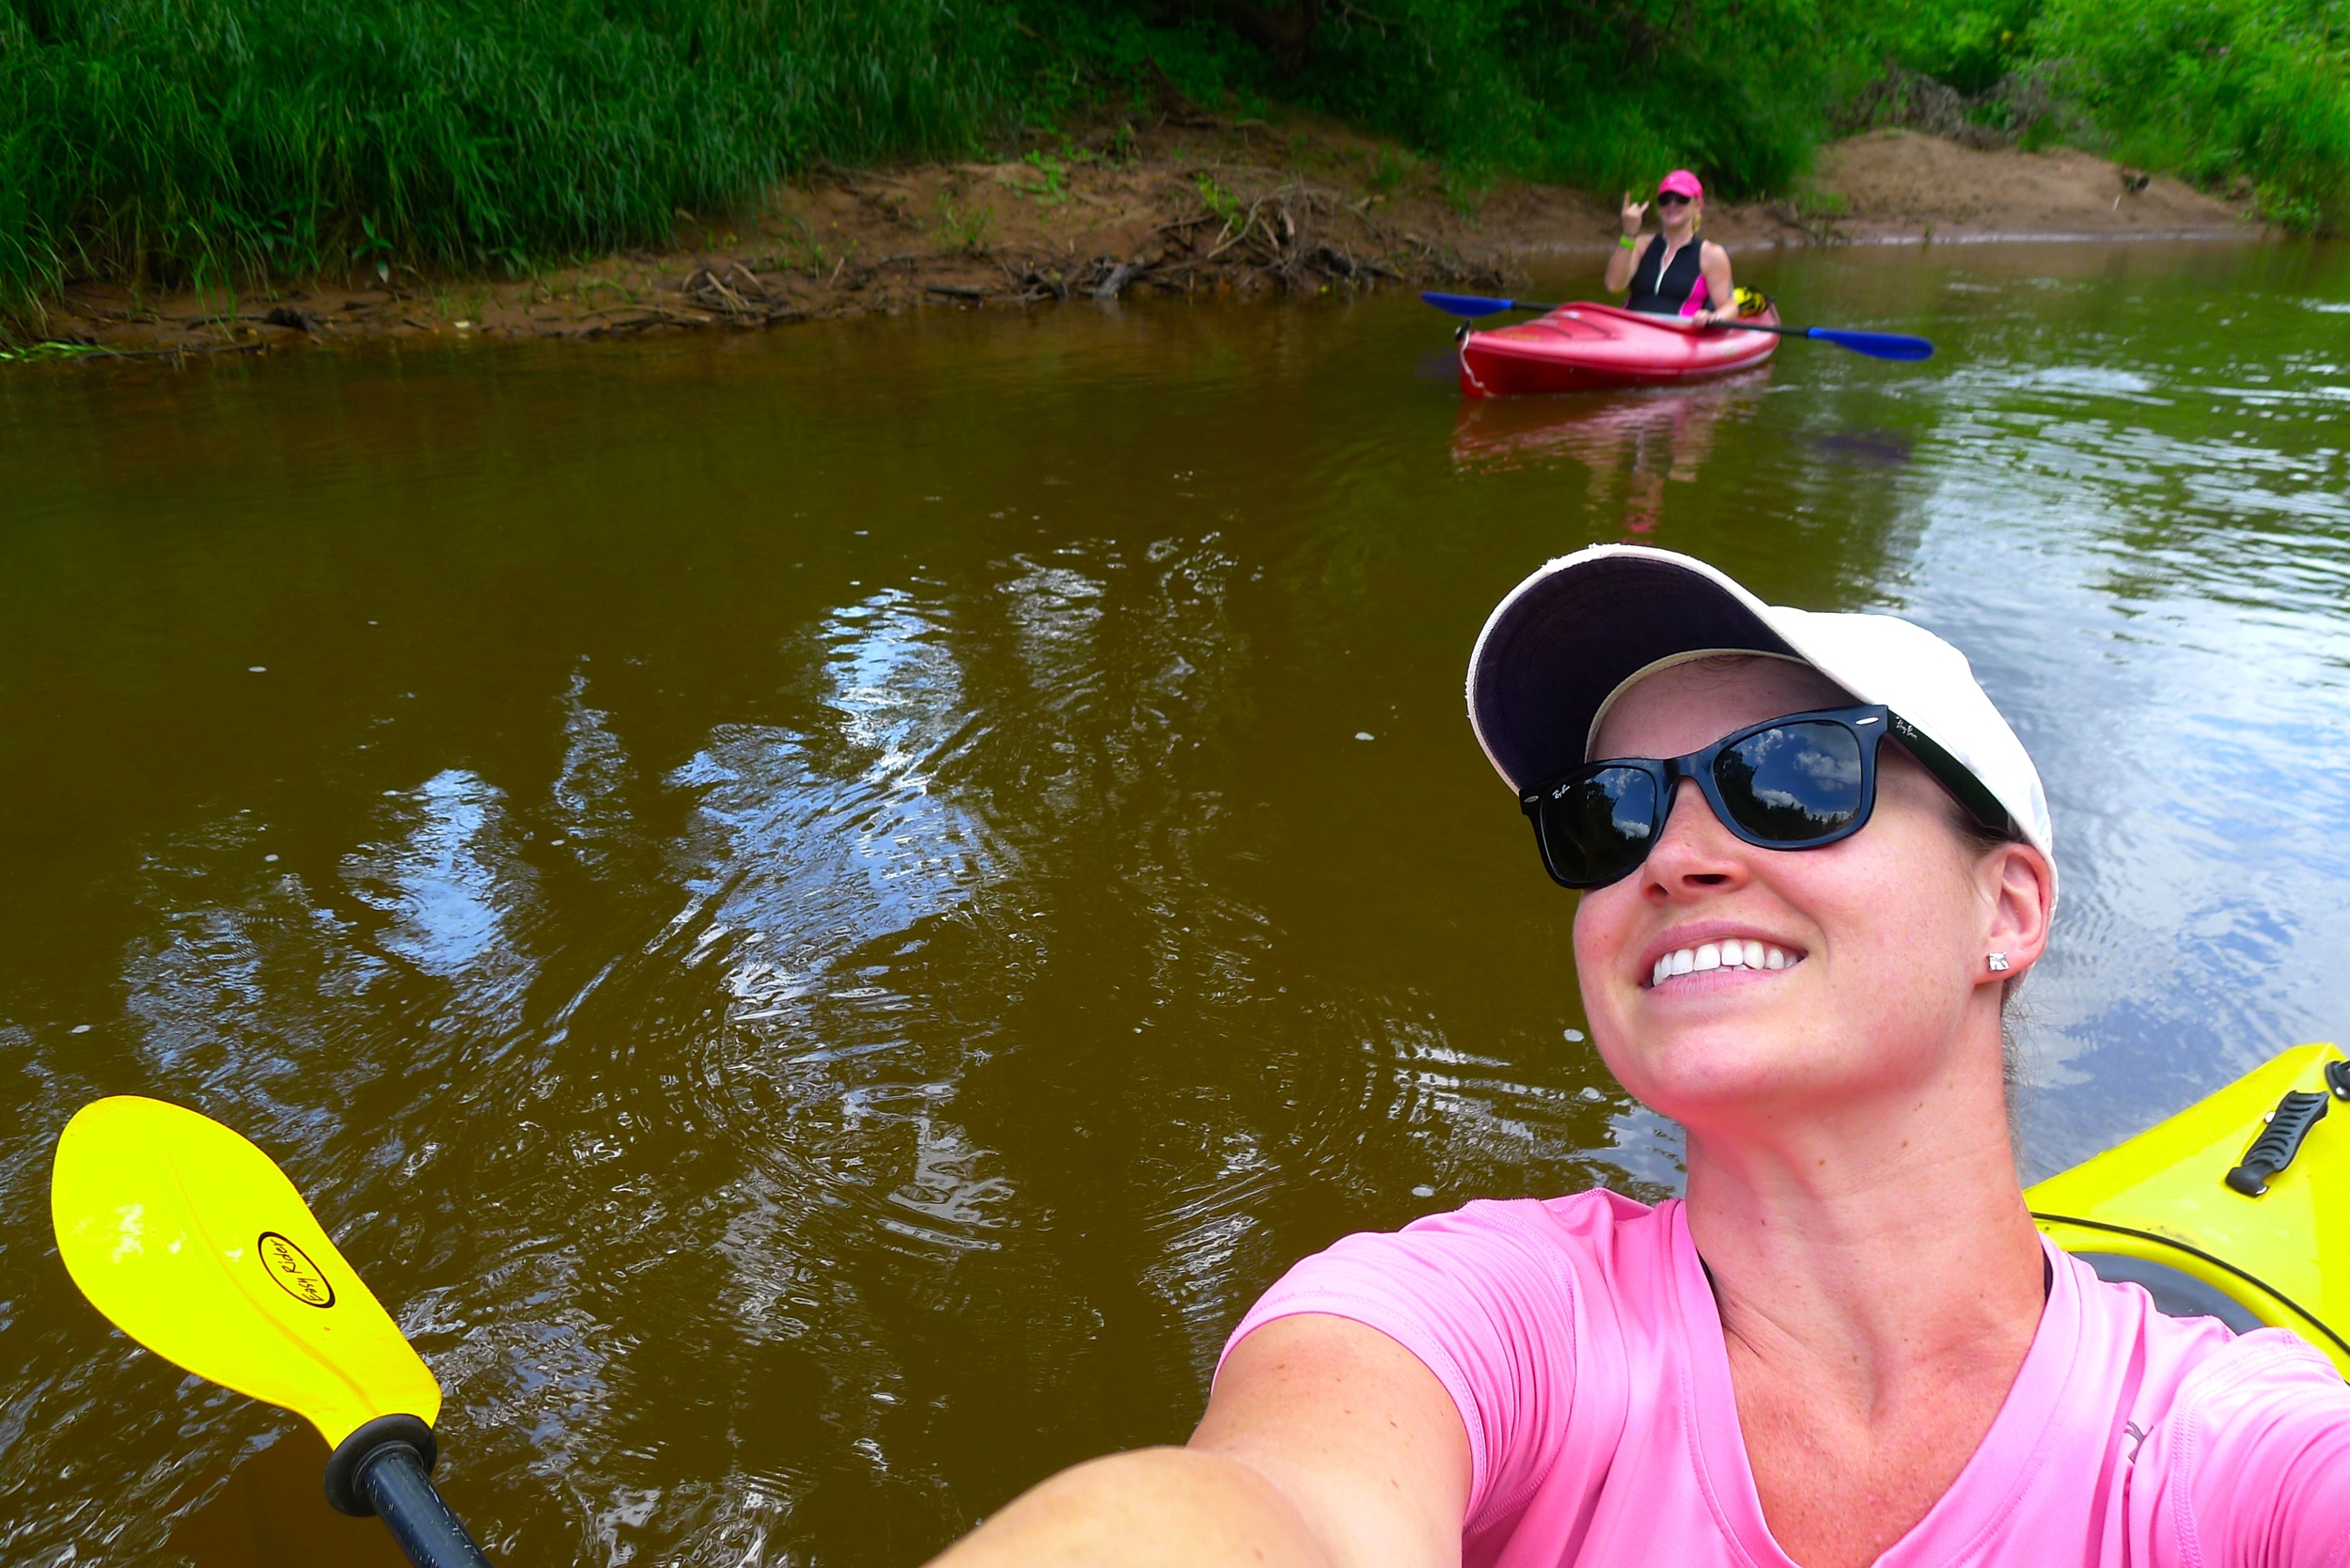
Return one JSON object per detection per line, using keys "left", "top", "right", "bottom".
{"left": 1063, "top": 0, "right": 2342, "bottom": 229}
{"left": 935, "top": 196, "right": 997, "bottom": 255}
{"left": 1194, "top": 172, "right": 1243, "bottom": 227}
{"left": 2032, "top": 0, "right": 2347, "bottom": 232}
{"left": 0, "top": 337, "right": 106, "bottom": 362}
{"left": 1, "top": 0, "right": 2341, "bottom": 321}
{"left": 0, "top": 0, "right": 1019, "bottom": 311}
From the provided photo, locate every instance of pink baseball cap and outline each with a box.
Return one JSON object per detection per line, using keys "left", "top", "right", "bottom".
{"left": 1657, "top": 169, "right": 1703, "bottom": 199}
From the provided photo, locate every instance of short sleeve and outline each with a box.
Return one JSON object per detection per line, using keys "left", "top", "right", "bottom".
{"left": 2147, "top": 1331, "right": 2350, "bottom": 1568}
{"left": 1216, "top": 1197, "right": 1590, "bottom": 1523}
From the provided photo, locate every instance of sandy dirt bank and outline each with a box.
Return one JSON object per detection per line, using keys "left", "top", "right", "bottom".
{"left": 26, "top": 118, "right": 2261, "bottom": 358}
{"left": 1795, "top": 129, "right": 2256, "bottom": 243}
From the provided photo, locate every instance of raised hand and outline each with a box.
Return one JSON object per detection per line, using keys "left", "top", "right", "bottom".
{"left": 1621, "top": 193, "right": 1649, "bottom": 236}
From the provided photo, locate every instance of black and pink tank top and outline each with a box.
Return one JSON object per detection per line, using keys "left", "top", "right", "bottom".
{"left": 1625, "top": 233, "right": 1707, "bottom": 315}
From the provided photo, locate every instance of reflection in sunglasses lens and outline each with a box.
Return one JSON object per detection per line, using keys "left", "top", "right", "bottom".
{"left": 1543, "top": 766, "right": 1658, "bottom": 884}
{"left": 1716, "top": 723, "right": 1863, "bottom": 841}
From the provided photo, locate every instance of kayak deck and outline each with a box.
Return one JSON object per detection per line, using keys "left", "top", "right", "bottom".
{"left": 1457, "top": 302, "right": 1779, "bottom": 397}
{"left": 2029, "top": 1043, "right": 2350, "bottom": 1373}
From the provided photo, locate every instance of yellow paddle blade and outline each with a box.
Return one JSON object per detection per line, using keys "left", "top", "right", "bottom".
{"left": 50, "top": 1096, "right": 440, "bottom": 1448}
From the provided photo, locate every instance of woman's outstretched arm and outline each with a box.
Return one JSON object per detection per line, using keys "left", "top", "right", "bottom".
{"left": 927, "top": 1313, "right": 1471, "bottom": 1568}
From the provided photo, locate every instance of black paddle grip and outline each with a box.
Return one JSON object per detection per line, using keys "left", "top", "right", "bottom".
{"left": 2226, "top": 1089, "right": 2330, "bottom": 1197}
{"left": 361, "top": 1444, "right": 494, "bottom": 1568}
{"left": 324, "top": 1413, "right": 492, "bottom": 1567}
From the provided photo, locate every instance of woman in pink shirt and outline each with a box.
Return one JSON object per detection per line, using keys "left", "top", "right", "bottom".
{"left": 933, "top": 545, "right": 2350, "bottom": 1568}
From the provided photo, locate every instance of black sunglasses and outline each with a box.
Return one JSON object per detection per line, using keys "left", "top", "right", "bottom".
{"left": 1518, "top": 704, "right": 2004, "bottom": 890}
{"left": 1654, "top": 192, "right": 1692, "bottom": 206}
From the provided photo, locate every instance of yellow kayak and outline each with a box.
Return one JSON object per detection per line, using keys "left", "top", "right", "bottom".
{"left": 2029, "top": 1042, "right": 2350, "bottom": 1375}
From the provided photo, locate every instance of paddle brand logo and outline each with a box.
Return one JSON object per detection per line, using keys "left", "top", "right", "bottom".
{"left": 257, "top": 1231, "right": 336, "bottom": 1309}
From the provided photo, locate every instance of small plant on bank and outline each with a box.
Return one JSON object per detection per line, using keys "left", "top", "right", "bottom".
{"left": 1365, "top": 146, "right": 1415, "bottom": 194}
{"left": 1021, "top": 147, "right": 1097, "bottom": 204}
{"left": 779, "top": 216, "right": 833, "bottom": 276}
{"left": 1437, "top": 165, "right": 1489, "bottom": 217}
{"left": 353, "top": 215, "right": 396, "bottom": 283}
{"left": 935, "top": 196, "right": 997, "bottom": 253}
{"left": 1195, "top": 171, "right": 1244, "bottom": 224}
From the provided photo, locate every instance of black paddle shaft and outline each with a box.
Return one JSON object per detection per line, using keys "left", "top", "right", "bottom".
{"left": 361, "top": 1445, "right": 494, "bottom": 1568}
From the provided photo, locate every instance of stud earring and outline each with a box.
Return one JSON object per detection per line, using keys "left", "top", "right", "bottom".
{"left": 1987, "top": 952, "right": 2011, "bottom": 972}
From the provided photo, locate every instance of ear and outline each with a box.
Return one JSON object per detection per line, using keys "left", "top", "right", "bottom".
{"left": 1978, "top": 841, "right": 2056, "bottom": 985}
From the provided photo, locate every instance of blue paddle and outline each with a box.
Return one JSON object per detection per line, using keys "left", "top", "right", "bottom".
{"left": 1420, "top": 292, "right": 1935, "bottom": 362}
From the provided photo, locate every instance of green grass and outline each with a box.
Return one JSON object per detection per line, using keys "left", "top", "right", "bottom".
{"left": 2030, "top": 0, "right": 2348, "bottom": 231}
{"left": 1019, "top": 0, "right": 1852, "bottom": 199}
{"left": 3, "top": 0, "right": 2341, "bottom": 322}
{"left": 0, "top": 0, "right": 1021, "bottom": 311}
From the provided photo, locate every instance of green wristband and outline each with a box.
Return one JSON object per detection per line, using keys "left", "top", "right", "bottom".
{"left": 1619, "top": 234, "right": 1639, "bottom": 249}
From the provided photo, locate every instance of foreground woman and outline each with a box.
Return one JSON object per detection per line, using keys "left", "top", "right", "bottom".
{"left": 933, "top": 545, "right": 2350, "bottom": 1568}
{"left": 1605, "top": 169, "right": 1734, "bottom": 325}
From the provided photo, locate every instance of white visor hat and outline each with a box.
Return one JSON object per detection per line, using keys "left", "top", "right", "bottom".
{"left": 1465, "top": 544, "right": 2056, "bottom": 892}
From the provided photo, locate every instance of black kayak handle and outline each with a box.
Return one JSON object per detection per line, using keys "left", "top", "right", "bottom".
{"left": 2227, "top": 1089, "right": 2331, "bottom": 1196}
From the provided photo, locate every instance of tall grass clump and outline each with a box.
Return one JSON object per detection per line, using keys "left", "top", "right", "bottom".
{"left": 2031, "top": 0, "right": 2347, "bottom": 231}
{"left": 1302, "top": 0, "right": 1849, "bottom": 197}
{"left": 0, "top": 0, "right": 1022, "bottom": 311}
{"left": 1017, "top": 0, "right": 1859, "bottom": 199}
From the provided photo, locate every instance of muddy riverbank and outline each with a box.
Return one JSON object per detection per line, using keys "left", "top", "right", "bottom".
{"left": 29, "top": 118, "right": 2259, "bottom": 357}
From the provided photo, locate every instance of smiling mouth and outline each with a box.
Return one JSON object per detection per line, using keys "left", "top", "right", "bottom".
{"left": 1649, "top": 941, "right": 1804, "bottom": 989}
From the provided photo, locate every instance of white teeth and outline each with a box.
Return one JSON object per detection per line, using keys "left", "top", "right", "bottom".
{"left": 1648, "top": 942, "right": 1803, "bottom": 987}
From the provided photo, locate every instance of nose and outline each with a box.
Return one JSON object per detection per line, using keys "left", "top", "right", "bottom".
{"left": 1639, "top": 778, "right": 1754, "bottom": 903}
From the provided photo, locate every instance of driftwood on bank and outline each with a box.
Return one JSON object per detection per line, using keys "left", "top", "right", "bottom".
{"left": 563, "top": 166, "right": 1503, "bottom": 337}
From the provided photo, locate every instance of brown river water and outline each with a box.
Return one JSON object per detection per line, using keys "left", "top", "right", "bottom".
{"left": 4, "top": 240, "right": 2348, "bottom": 1566}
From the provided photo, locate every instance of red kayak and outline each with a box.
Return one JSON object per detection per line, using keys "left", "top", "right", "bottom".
{"left": 1457, "top": 302, "right": 1779, "bottom": 397}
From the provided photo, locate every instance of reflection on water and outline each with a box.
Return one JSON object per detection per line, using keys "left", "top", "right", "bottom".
{"left": 1453, "top": 379, "right": 1758, "bottom": 533}
{"left": 0, "top": 239, "right": 2345, "bottom": 1567}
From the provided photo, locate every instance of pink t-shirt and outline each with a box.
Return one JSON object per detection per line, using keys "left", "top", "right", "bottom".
{"left": 1219, "top": 1191, "right": 2350, "bottom": 1567}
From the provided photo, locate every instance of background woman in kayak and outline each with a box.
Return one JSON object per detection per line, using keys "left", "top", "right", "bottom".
{"left": 1606, "top": 169, "right": 1734, "bottom": 326}
{"left": 932, "top": 544, "right": 2350, "bottom": 1568}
